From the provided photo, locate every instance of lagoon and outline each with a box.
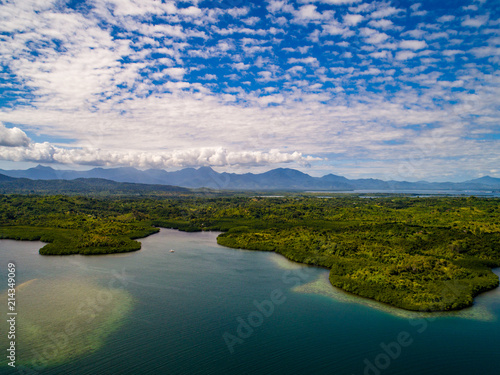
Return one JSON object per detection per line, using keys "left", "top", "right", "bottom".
{"left": 1, "top": 229, "right": 500, "bottom": 374}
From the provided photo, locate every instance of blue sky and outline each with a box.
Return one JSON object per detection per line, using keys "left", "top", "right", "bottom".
{"left": 0, "top": 0, "right": 499, "bottom": 181}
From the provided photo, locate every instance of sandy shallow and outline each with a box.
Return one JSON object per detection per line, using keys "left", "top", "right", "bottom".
{"left": 268, "top": 252, "right": 500, "bottom": 322}
{"left": 1, "top": 277, "right": 134, "bottom": 367}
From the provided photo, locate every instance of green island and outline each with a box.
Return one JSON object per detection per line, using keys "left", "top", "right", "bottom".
{"left": 1, "top": 193, "right": 499, "bottom": 312}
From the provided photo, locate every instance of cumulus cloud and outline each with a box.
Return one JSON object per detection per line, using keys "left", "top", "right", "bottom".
{"left": 0, "top": 143, "right": 321, "bottom": 168}
{"left": 395, "top": 50, "right": 417, "bottom": 60}
{"left": 370, "top": 6, "right": 404, "bottom": 19}
{"left": 0, "top": 123, "right": 31, "bottom": 147}
{"left": 437, "top": 15, "right": 455, "bottom": 23}
{"left": 343, "top": 14, "right": 363, "bottom": 26}
{"left": 163, "top": 67, "right": 187, "bottom": 80}
{"left": 360, "top": 28, "right": 390, "bottom": 44}
{"left": 399, "top": 40, "right": 427, "bottom": 50}
{"left": 370, "top": 50, "right": 392, "bottom": 59}
{"left": 232, "top": 62, "right": 250, "bottom": 70}
{"left": 287, "top": 57, "right": 320, "bottom": 66}
{"left": 368, "top": 19, "right": 394, "bottom": 30}
{"left": 322, "top": 22, "right": 353, "bottom": 36}
{"left": 295, "top": 5, "right": 323, "bottom": 21}
{"left": 315, "top": 0, "right": 361, "bottom": 4}
{"left": 462, "top": 15, "right": 489, "bottom": 27}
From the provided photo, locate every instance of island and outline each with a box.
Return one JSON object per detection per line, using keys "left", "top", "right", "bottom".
{"left": 1, "top": 193, "right": 499, "bottom": 312}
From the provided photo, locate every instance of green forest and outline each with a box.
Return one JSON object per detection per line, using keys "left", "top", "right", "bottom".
{"left": 1, "top": 193, "right": 499, "bottom": 312}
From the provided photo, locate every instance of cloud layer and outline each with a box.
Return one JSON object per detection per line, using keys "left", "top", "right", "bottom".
{"left": 0, "top": 0, "right": 499, "bottom": 180}
{"left": 0, "top": 142, "right": 320, "bottom": 168}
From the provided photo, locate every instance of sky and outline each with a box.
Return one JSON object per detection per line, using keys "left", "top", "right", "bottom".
{"left": 0, "top": 0, "right": 499, "bottom": 182}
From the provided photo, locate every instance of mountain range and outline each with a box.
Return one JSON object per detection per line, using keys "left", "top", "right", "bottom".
{"left": 0, "top": 173, "right": 188, "bottom": 195}
{"left": 1, "top": 165, "right": 500, "bottom": 191}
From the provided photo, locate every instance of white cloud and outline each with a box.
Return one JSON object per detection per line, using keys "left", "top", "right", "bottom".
{"left": 437, "top": 15, "right": 455, "bottom": 23}
{"left": 227, "top": 7, "right": 249, "bottom": 18}
{"left": 314, "top": 0, "right": 361, "bottom": 4}
{"left": 442, "top": 49, "right": 465, "bottom": 57}
{"left": 368, "top": 19, "right": 394, "bottom": 30}
{"left": 287, "top": 57, "right": 320, "bottom": 66}
{"left": 322, "top": 22, "right": 352, "bottom": 36}
{"left": 267, "top": 0, "right": 294, "bottom": 14}
{"left": 410, "top": 3, "right": 421, "bottom": 11}
{"left": 257, "top": 94, "right": 285, "bottom": 106}
{"left": 287, "top": 65, "right": 305, "bottom": 74}
{"left": 200, "top": 74, "right": 216, "bottom": 80}
{"left": 438, "top": 80, "right": 464, "bottom": 88}
{"left": 462, "top": 15, "right": 489, "bottom": 28}
{"left": 370, "top": 50, "right": 392, "bottom": 59}
{"left": 105, "top": 0, "right": 167, "bottom": 16}
{"left": 395, "top": 51, "right": 417, "bottom": 60}
{"left": 179, "top": 6, "right": 202, "bottom": 17}
{"left": 412, "top": 10, "right": 428, "bottom": 17}
{"left": 371, "top": 6, "right": 404, "bottom": 19}
{"left": 399, "top": 40, "right": 427, "bottom": 50}
{"left": 470, "top": 46, "right": 500, "bottom": 57}
{"left": 357, "top": 68, "right": 382, "bottom": 75}
{"left": 360, "top": 28, "right": 390, "bottom": 44}
{"left": 163, "top": 67, "right": 187, "bottom": 80}
{"left": 257, "top": 71, "right": 274, "bottom": 82}
{"left": 242, "top": 17, "right": 260, "bottom": 26}
{"left": 218, "top": 40, "right": 233, "bottom": 52}
{"left": 232, "top": 62, "right": 250, "bottom": 70}
{"left": 403, "top": 29, "right": 426, "bottom": 39}
{"left": 0, "top": 143, "right": 320, "bottom": 168}
{"left": 141, "top": 24, "right": 186, "bottom": 38}
{"left": 0, "top": 123, "right": 31, "bottom": 147}
{"left": 425, "top": 32, "right": 449, "bottom": 41}
{"left": 296, "top": 5, "right": 323, "bottom": 20}
{"left": 343, "top": 14, "right": 363, "bottom": 26}
{"left": 462, "top": 4, "right": 479, "bottom": 11}
{"left": 330, "top": 67, "right": 354, "bottom": 75}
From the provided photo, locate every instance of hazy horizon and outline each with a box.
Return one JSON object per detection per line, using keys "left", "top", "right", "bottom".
{"left": 2, "top": 162, "right": 500, "bottom": 183}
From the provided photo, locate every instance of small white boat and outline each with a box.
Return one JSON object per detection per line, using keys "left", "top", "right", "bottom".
{"left": 170, "top": 249, "right": 175, "bottom": 253}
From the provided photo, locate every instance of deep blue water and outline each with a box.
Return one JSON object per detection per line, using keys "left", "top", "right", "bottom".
{"left": 1, "top": 229, "right": 499, "bottom": 374}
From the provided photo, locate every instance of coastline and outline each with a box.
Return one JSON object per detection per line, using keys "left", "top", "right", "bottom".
{"left": 0, "top": 225, "right": 499, "bottom": 313}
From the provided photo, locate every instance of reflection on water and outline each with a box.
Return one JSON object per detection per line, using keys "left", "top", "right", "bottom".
{"left": 1, "top": 278, "right": 133, "bottom": 367}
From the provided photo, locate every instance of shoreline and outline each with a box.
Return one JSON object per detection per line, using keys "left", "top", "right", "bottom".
{"left": 1, "top": 223, "right": 499, "bottom": 314}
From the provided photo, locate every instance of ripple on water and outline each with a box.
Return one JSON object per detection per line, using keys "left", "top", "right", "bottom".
{"left": 1, "top": 277, "right": 133, "bottom": 367}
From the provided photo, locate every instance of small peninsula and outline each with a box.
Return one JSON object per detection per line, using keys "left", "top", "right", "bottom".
{"left": 1, "top": 193, "right": 499, "bottom": 312}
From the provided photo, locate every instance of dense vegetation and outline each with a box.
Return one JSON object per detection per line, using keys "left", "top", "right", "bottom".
{"left": 1, "top": 193, "right": 499, "bottom": 311}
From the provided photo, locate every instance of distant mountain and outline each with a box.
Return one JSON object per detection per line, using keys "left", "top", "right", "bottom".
{"left": 1, "top": 165, "right": 500, "bottom": 191}
{"left": 0, "top": 174, "right": 188, "bottom": 195}
{"left": 465, "top": 176, "right": 500, "bottom": 187}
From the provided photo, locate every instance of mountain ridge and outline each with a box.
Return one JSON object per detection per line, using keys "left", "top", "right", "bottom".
{"left": 0, "top": 173, "right": 188, "bottom": 195}
{"left": 0, "top": 165, "right": 499, "bottom": 191}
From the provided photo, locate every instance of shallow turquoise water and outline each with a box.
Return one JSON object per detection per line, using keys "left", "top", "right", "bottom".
{"left": 1, "top": 229, "right": 499, "bottom": 374}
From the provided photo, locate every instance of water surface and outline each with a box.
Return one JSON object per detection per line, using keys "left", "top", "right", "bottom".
{"left": 1, "top": 230, "right": 499, "bottom": 374}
